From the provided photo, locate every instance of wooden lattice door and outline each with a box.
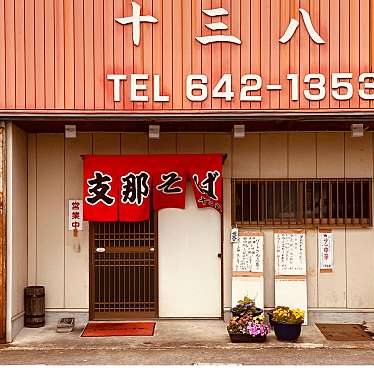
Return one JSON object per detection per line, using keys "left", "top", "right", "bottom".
{"left": 89, "top": 216, "right": 158, "bottom": 320}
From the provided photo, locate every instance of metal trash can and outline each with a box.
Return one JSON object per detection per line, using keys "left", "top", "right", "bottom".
{"left": 24, "top": 286, "right": 45, "bottom": 328}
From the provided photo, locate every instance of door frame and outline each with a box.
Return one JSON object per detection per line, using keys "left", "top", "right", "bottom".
{"left": 88, "top": 216, "right": 159, "bottom": 321}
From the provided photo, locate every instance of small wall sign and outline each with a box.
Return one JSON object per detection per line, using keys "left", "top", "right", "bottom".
{"left": 319, "top": 229, "right": 334, "bottom": 272}
{"left": 68, "top": 200, "right": 83, "bottom": 233}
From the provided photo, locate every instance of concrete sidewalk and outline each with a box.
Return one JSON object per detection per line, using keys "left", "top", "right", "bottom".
{"left": 2, "top": 320, "right": 374, "bottom": 352}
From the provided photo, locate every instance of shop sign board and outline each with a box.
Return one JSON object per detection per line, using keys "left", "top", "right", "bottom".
{"left": 0, "top": 1, "right": 372, "bottom": 113}
{"left": 68, "top": 200, "right": 83, "bottom": 232}
{"left": 274, "top": 230, "right": 306, "bottom": 276}
{"left": 319, "top": 229, "right": 334, "bottom": 272}
{"left": 232, "top": 233, "right": 263, "bottom": 274}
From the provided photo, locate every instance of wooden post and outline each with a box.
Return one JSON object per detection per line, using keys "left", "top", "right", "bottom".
{"left": 0, "top": 123, "right": 6, "bottom": 343}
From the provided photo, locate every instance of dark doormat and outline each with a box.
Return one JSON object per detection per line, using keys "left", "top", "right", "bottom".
{"left": 316, "top": 323, "right": 373, "bottom": 341}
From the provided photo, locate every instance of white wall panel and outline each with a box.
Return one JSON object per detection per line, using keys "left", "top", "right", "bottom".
{"left": 64, "top": 134, "right": 92, "bottom": 308}
{"left": 27, "top": 134, "right": 37, "bottom": 285}
{"left": 36, "top": 134, "right": 65, "bottom": 308}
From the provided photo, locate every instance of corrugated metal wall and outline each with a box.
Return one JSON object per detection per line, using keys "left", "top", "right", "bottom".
{"left": 0, "top": 0, "right": 373, "bottom": 112}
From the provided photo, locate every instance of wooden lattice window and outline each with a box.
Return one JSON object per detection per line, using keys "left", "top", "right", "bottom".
{"left": 232, "top": 179, "right": 372, "bottom": 227}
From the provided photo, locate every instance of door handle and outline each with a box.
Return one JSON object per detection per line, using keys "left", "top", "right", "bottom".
{"left": 217, "top": 253, "right": 222, "bottom": 258}
{"left": 150, "top": 247, "right": 155, "bottom": 252}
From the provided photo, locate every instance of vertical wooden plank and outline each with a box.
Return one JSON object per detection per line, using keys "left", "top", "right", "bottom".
{"left": 299, "top": 0, "right": 310, "bottom": 109}
{"left": 309, "top": 0, "right": 320, "bottom": 110}
{"left": 84, "top": 0, "right": 95, "bottom": 109}
{"left": 319, "top": 0, "right": 330, "bottom": 109}
{"left": 103, "top": 0, "right": 114, "bottom": 110}
{"left": 172, "top": 0, "right": 182, "bottom": 109}
{"left": 162, "top": 0, "right": 173, "bottom": 110}
{"left": 260, "top": 0, "right": 271, "bottom": 109}
{"left": 143, "top": 0, "right": 153, "bottom": 110}
{"left": 64, "top": 0, "right": 75, "bottom": 109}
{"left": 231, "top": 0, "right": 241, "bottom": 109}
{"left": 94, "top": 0, "right": 104, "bottom": 109}
{"left": 54, "top": 0, "right": 65, "bottom": 109}
{"left": 221, "top": 0, "right": 230, "bottom": 110}
{"left": 74, "top": 0, "right": 85, "bottom": 109}
{"left": 200, "top": 0, "right": 212, "bottom": 110}
{"left": 182, "top": 0, "right": 192, "bottom": 110}
{"left": 270, "top": 0, "right": 280, "bottom": 109}
{"left": 329, "top": 0, "right": 340, "bottom": 108}
{"left": 152, "top": 0, "right": 164, "bottom": 110}
{"left": 123, "top": 0, "right": 134, "bottom": 111}
{"left": 152, "top": 0, "right": 163, "bottom": 110}
{"left": 5, "top": 0, "right": 16, "bottom": 108}
{"left": 0, "top": 126, "right": 6, "bottom": 343}
{"left": 349, "top": 0, "right": 359, "bottom": 109}
{"left": 250, "top": 0, "right": 260, "bottom": 110}
{"left": 15, "top": 0, "right": 25, "bottom": 109}
{"left": 240, "top": 0, "right": 250, "bottom": 110}
{"left": 359, "top": 0, "right": 370, "bottom": 109}
{"left": 339, "top": 0, "right": 350, "bottom": 109}
{"left": 279, "top": 0, "right": 290, "bottom": 109}
{"left": 44, "top": 0, "right": 55, "bottom": 108}
{"left": 133, "top": 0, "right": 144, "bottom": 111}
{"left": 289, "top": 0, "right": 300, "bottom": 110}
{"left": 0, "top": 1, "right": 5, "bottom": 108}
{"left": 192, "top": 0, "right": 202, "bottom": 110}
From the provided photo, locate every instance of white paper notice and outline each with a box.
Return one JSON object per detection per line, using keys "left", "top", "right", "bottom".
{"left": 233, "top": 234, "right": 263, "bottom": 273}
{"left": 319, "top": 230, "right": 334, "bottom": 271}
{"left": 274, "top": 231, "right": 306, "bottom": 275}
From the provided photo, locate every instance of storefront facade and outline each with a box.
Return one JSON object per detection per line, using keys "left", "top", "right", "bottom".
{"left": 1, "top": 0, "right": 374, "bottom": 342}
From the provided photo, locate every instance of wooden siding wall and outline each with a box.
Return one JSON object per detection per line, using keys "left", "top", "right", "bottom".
{"left": 0, "top": 125, "right": 5, "bottom": 343}
{"left": 27, "top": 130, "right": 374, "bottom": 311}
{"left": 0, "top": 0, "right": 373, "bottom": 113}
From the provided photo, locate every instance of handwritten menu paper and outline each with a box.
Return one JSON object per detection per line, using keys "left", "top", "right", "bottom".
{"left": 232, "top": 232, "right": 264, "bottom": 273}
{"left": 319, "top": 230, "right": 334, "bottom": 272}
{"left": 274, "top": 230, "right": 306, "bottom": 275}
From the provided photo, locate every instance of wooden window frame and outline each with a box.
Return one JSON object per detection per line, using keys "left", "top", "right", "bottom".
{"left": 232, "top": 178, "right": 373, "bottom": 228}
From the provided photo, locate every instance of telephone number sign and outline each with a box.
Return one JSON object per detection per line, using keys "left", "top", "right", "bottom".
{"left": 107, "top": 72, "right": 374, "bottom": 104}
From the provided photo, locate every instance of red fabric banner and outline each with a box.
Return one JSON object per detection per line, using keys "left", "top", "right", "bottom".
{"left": 83, "top": 154, "right": 223, "bottom": 222}
{"left": 83, "top": 156, "right": 119, "bottom": 222}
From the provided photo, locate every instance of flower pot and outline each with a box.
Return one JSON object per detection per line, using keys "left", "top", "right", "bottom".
{"left": 273, "top": 322, "right": 302, "bottom": 341}
{"left": 229, "top": 333, "right": 267, "bottom": 343}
